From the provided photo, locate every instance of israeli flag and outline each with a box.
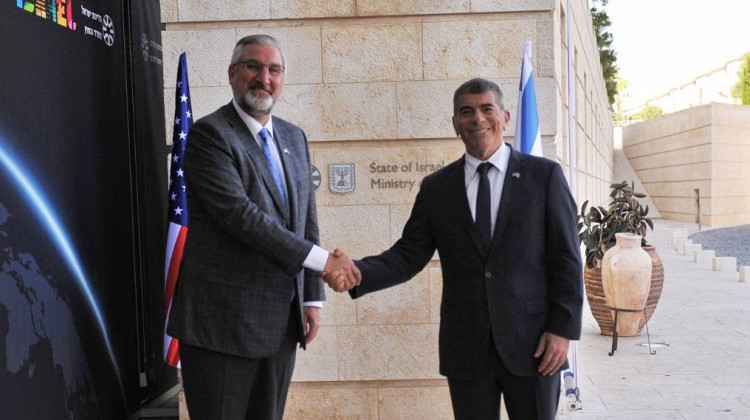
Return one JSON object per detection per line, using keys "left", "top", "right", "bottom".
{"left": 515, "top": 41, "right": 543, "bottom": 157}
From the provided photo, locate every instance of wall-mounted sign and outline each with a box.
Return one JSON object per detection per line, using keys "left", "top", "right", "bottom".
{"left": 329, "top": 163, "right": 355, "bottom": 194}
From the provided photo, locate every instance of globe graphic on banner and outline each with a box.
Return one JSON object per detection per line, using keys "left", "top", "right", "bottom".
{"left": 0, "top": 198, "right": 100, "bottom": 417}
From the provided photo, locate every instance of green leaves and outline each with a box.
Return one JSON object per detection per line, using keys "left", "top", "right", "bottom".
{"left": 577, "top": 181, "right": 654, "bottom": 268}
{"left": 591, "top": 1, "right": 618, "bottom": 105}
{"left": 731, "top": 54, "right": 750, "bottom": 105}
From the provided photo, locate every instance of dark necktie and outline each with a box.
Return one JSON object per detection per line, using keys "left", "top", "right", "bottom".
{"left": 475, "top": 162, "right": 492, "bottom": 253}
{"left": 259, "top": 128, "right": 287, "bottom": 207}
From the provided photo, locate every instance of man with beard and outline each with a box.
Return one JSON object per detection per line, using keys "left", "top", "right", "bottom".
{"left": 167, "top": 34, "right": 360, "bottom": 420}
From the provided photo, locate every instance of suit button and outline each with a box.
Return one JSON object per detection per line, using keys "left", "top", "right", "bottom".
{"left": 484, "top": 272, "right": 492, "bottom": 279}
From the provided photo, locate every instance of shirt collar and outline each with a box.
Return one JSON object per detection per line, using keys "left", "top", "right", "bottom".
{"left": 464, "top": 142, "right": 510, "bottom": 177}
{"left": 232, "top": 99, "right": 274, "bottom": 138}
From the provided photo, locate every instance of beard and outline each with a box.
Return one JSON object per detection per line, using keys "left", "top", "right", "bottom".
{"left": 237, "top": 87, "right": 276, "bottom": 116}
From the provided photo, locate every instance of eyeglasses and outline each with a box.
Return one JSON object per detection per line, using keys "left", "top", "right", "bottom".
{"left": 234, "top": 59, "right": 285, "bottom": 77}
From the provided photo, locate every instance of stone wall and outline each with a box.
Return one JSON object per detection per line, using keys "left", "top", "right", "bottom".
{"left": 567, "top": 0, "right": 615, "bottom": 215}
{"left": 160, "top": 0, "right": 612, "bottom": 418}
{"left": 622, "top": 103, "right": 750, "bottom": 228}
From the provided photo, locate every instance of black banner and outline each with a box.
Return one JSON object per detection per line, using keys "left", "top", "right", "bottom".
{"left": 0, "top": 1, "right": 171, "bottom": 417}
{"left": 126, "top": 0, "right": 176, "bottom": 403}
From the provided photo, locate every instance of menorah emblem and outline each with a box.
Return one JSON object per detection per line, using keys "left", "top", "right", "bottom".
{"left": 328, "top": 163, "right": 356, "bottom": 194}
{"left": 335, "top": 166, "right": 349, "bottom": 186}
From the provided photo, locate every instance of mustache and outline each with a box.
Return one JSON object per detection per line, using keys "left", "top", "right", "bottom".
{"left": 248, "top": 82, "right": 272, "bottom": 95}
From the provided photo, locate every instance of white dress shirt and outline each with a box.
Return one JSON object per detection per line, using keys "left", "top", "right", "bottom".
{"left": 463, "top": 142, "right": 511, "bottom": 236}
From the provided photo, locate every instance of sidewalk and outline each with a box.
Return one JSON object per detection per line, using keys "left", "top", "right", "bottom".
{"left": 560, "top": 219, "right": 750, "bottom": 419}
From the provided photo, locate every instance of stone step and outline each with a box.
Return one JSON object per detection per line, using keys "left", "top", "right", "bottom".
{"left": 683, "top": 243, "right": 702, "bottom": 258}
{"left": 713, "top": 256, "right": 737, "bottom": 272}
{"left": 694, "top": 249, "right": 715, "bottom": 263}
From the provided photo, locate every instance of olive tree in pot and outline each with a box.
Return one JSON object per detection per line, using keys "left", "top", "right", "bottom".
{"left": 578, "top": 181, "right": 663, "bottom": 336}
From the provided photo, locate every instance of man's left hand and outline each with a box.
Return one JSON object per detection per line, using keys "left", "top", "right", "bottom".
{"left": 534, "top": 332, "right": 570, "bottom": 376}
{"left": 302, "top": 306, "right": 321, "bottom": 345}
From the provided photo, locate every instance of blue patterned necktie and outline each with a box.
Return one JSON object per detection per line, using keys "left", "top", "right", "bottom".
{"left": 258, "top": 128, "right": 287, "bottom": 207}
{"left": 475, "top": 162, "right": 492, "bottom": 253}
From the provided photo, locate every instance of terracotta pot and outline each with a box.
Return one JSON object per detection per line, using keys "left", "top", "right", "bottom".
{"left": 601, "top": 233, "right": 652, "bottom": 336}
{"left": 584, "top": 245, "right": 663, "bottom": 336}
{"left": 584, "top": 266, "right": 614, "bottom": 335}
{"left": 640, "top": 246, "right": 664, "bottom": 330}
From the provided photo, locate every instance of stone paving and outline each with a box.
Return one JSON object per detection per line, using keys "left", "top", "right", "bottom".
{"left": 560, "top": 219, "right": 750, "bottom": 419}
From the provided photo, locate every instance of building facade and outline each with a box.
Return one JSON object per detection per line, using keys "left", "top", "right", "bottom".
{"left": 160, "top": 0, "right": 612, "bottom": 417}
{"left": 624, "top": 54, "right": 746, "bottom": 117}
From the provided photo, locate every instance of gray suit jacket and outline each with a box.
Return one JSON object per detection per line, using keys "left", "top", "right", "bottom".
{"left": 351, "top": 146, "right": 583, "bottom": 379}
{"left": 168, "top": 103, "right": 325, "bottom": 358}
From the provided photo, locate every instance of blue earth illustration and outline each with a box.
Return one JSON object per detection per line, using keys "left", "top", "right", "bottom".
{"left": 0, "top": 197, "right": 100, "bottom": 418}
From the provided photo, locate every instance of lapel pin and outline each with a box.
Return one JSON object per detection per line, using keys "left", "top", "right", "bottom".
{"left": 283, "top": 148, "right": 290, "bottom": 155}
{"left": 512, "top": 172, "right": 521, "bottom": 179}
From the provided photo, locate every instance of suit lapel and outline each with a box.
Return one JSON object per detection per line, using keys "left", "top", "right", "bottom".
{"left": 225, "top": 105, "right": 291, "bottom": 223}
{"left": 490, "top": 146, "right": 525, "bottom": 254}
{"left": 272, "top": 117, "right": 294, "bottom": 226}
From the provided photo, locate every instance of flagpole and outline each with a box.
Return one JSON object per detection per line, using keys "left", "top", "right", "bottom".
{"left": 566, "top": 0, "right": 583, "bottom": 411}
{"left": 515, "top": 38, "right": 582, "bottom": 412}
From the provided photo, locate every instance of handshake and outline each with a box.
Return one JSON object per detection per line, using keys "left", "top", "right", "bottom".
{"left": 319, "top": 249, "right": 361, "bottom": 292}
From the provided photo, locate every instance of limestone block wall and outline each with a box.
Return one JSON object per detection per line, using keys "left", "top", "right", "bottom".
{"left": 622, "top": 103, "right": 750, "bottom": 228}
{"left": 565, "top": 0, "right": 614, "bottom": 213}
{"left": 711, "top": 105, "right": 750, "bottom": 227}
{"left": 160, "top": 0, "right": 612, "bottom": 417}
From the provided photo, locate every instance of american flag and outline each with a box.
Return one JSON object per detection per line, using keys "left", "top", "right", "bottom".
{"left": 164, "top": 52, "right": 192, "bottom": 368}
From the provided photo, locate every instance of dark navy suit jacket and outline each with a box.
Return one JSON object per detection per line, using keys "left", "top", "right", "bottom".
{"left": 351, "top": 145, "right": 583, "bottom": 379}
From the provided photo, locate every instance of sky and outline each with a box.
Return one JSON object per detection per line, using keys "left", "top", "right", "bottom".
{"left": 605, "top": 0, "right": 750, "bottom": 110}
